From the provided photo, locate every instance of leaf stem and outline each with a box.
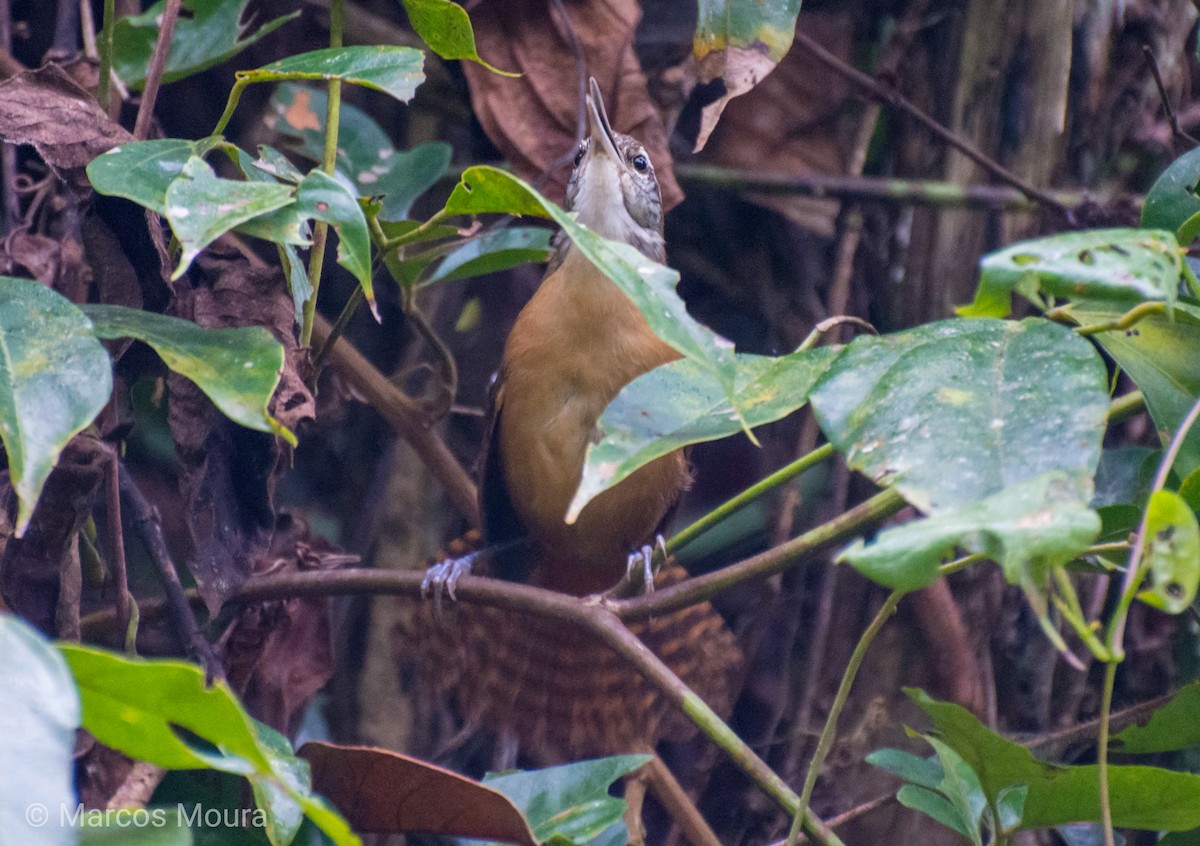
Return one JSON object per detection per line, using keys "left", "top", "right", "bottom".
{"left": 1182, "top": 258, "right": 1200, "bottom": 300}
{"left": 299, "top": 0, "right": 344, "bottom": 347}
{"left": 669, "top": 443, "right": 836, "bottom": 554}
{"left": 785, "top": 591, "right": 902, "bottom": 846}
{"left": 97, "top": 0, "right": 115, "bottom": 112}
{"left": 212, "top": 78, "right": 249, "bottom": 137}
{"left": 312, "top": 285, "right": 363, "bottom": 374}
{"left": 381, "top": 208, "right": 452, "bottom": 251}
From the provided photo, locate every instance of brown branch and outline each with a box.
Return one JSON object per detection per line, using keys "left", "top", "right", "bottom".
{"left": 107, "top": 762, "right": 167, "bottom": 810}
{"left": 118, "top": 463, "right": 222, "bottom": 680}
{"left": 132, "top": 0, "right": 181, "bottom": 140}
{"left": 311, "top": 313, "right": 481, "bottom": 527}
{"left": 791, "top": 29, "right": 1075, "bottom": 223}
{"left": 644, "top": 752, "right": 722, "bottom": 846}
{"left": 1142, "top": 44, "right": 1200, "bottom": 147}
{"left": 773, "top": 794, "right": 895, "bottom": 846}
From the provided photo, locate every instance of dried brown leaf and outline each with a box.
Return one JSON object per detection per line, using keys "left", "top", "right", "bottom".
{"left": 461, "top": 0, "right": 682, "bottom": 210}
{"left": 299, "top": 741, "right": 538, "bottom": 844}
{"left": 700, "top": 12, "right": 855, "bottom": 237}
{"left": 0, "top": 64, "right": 131, "bottom": 194}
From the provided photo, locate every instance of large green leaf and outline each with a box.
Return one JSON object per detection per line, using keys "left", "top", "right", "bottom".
{"left": 908, "top": 688, "right": 1200, "bottom": 832}
{"left": 112, "top": 0, "right": 298, "bottom": 89}
{"left": 692, "top": 0, "right": 802, "bottom": 150}
{"left": 0, "top": 278, "right": 112, "bottom": 535}
{"left": 86, "top": 137, "right": 222, "bottom": 216}
{"left": 568, "top": 346, "right": 839, "bottom": 522}
{"left": 0, "top": 615, "right": 79, "bottom": 846}
{"left": 59, "top": 646, "right": 358, "bottom": 846}
{"left": 1112, "top": 681, "right": 1200, "bottom": 754}
{"left": 840, "top": 471, "right": 1100, "bottom": 592}
{"left": 444, "top": 166, "right": 736, "bottom": 391}
{"left": 82, "top": 304, "right": 293, "bottom": 445}
{"left": 482, "top": 755, "right": 649, "bottom": 846}
{"left": 399, "top": 0, "right": 516, "bottom": 76}
{"left": 252, "top": 46, "right": 425, "bottom": 104}
{"left": 1063, "top": 299, "right": 1200, "bottom": 477}
{"left": 268, "top": 84, "right": 451, "bottom": 220}
{"left": 810, "top": 318, "right": 1109, "bottom": 513}
{"left": 1143, "top": 147, "right": 1200, "bottom": 243}
{"left": 958, "top": 229, "right": 1182, "bottom": 319}
{"left": 164, "top": 157, "right": 295, "bottom": 279}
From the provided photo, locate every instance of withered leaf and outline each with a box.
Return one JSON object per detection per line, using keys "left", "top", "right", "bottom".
{"left": 461, "top": 0, "right": 682, "bottom": 210}
{"left": 0, "top": 64, "right": 131, "bottom": 194}
{"left": 299, "top": 741, "right": 537, "bottom": 844}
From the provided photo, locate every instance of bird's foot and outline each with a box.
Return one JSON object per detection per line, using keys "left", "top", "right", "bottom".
{"left": 421, "top": 553, "right": 477, "bottom": 618}
{"left": 624, "top": 534, "right": 668, "bottom": 595}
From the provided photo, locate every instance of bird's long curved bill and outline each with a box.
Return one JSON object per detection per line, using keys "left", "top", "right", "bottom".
{"left": 586, "top": 77, "right": 622, "bottom": 163}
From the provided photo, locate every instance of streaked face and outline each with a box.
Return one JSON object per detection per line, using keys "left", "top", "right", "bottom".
{"left": 563, "top": 80, "right": 663, "bottom": 245}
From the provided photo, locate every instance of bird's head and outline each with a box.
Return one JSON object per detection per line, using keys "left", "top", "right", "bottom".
{"left": 563, "top": 77, "right": 664, "bottom": 259}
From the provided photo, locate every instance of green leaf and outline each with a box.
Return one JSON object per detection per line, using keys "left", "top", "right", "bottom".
{"left": 569, "top": 346, "right": 839, "bottom": 522}
{"left": 959, "top": 229, "right": 1182, "bottom": 319}
{"left": 445, "top": 166, "right": 736, "bottom": 392}
{"left": 1056, "top": 823, "right": 1125, "bottom": 846}
{"left": 86, "top": 138, "right": 221, "bottom": 216}
{"left": 692, "top": 0, "right": 802, "bottom": 150}
{"left": 1063, "top": 299, "right": 1200, "bottom": 477}
{"left": 1136, "top": 489, "right": 1200, "bottom": 613}
{"left": 811, "top": 318, "right": 1109, "bottom": 514}
{"left": 252, "top": 46, "right": 425, "bottom": 103}
{"left": 1112, "top": 680, "right": 1200, "bottom": 754}
{"left": 59, "top": 646, "right": 359, "bottom": 846}
{"left": 424, "top": 226, "right": 553, "bottom": 286}
{"left": 0, "top": 278, "right": 112, "bottom": 535}
{"left": 400, "top": 0, "right": 517, "bottom": 75}
{"left": 0, "top": 614, "right": 80, "bottom": 846}
{"left": 1093, "top": 446, "right": 1158, "bottom": 508}
{"left": 908, "top": 687, "right": 1200, "bottom": 831}
{"left": 866, "top": 748, "right": 944, "bottom": 790}
{"left": 82, "top": 304, "right": 293, "bottom": 446}
{"left": 896, "top": 785, "right": 976, "bottom": 841}
{"left": 841, "top": 472, "right": 1100, "bottom": 593}
{"left": 112, "top": 0, "right": 298, "bottom": 89}
{"left": 1143, "top": 147, "right": 1200, "bottom": 243}
{"left": 483, "top": 755, "right": 649, "bottom": 846}
{"left": 925, "top": 736, "right": 988, "bottom": 846}
{"left": 268, "top": 84, "right": 451, "bottom": 220}
{"left": 294, "top": 170, "right": 376, "bottom": 317}
{"left": 249, "top": 722, "right": 356, "bottom": 846}
{"left": 164, "top": 157, "right": 296, "bottom": 280}
{"left": 995, "top": 784, "right": 1027, "bottom": 833}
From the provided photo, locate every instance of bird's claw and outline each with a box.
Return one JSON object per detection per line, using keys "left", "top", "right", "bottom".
{"left": 625, "top": 534, "right": 668, "bottom": 595}
{"left": 421, "top": 554, "right": 475, "bottom": 618}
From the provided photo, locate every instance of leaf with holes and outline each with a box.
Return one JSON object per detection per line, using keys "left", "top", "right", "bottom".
{"left": 0, "top": 278, "right": 111, "bottom": 535}
{"left": 1136, "top": 489, "right": 1200, "bottom": 613}
{"left": 1144, "top": 146, "right": 1200, "bottom": 244}
{"left": 959, "top": 229, "right": 1182, "bottom": 318}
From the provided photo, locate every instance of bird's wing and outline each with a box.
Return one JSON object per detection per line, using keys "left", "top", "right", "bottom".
{"left": 478, "top": 368, "right": 534, "bottom": 582}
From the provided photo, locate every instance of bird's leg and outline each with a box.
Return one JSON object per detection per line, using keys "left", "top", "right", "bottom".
{"left": 421, "top": 551, "right": 480, "bottom": 618}
{"left": 614, "top": 534, "right": 668, "bottom": 597}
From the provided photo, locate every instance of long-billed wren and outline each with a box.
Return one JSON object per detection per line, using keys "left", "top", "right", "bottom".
{"left": 426, "top": 77, "right": 688, "bottom": 597}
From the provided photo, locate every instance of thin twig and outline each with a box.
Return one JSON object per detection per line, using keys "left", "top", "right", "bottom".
{"left": 118, "top": 463, "right": 222, "bottom": 681}
{"left": 104, "top": 446, "right": 133, "bottom": 650}
{"left": 773, "top": 793, "right": 895, "bottom": 846}
{"left": 1142, "top": 45, "right": 1200, "bottom": 147}
{"left": 792, "top": 29, "right": 1075, "bottom": 223}
{"left": 132, "top": 0, "right": 181, "bottom": 140}
{"left": 785, "top": 591, "right": 902, "bottom": 845}
{"left": 96, "top": 0, "right": 115, "bottom": 113}
{"left": 0, "top": 0, "right": 16, "bottom": 233}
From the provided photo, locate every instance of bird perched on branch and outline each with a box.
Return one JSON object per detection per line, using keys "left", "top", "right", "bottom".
{"left": 416, "top": 78, "right": 740, "bottom": 764}
{"left": 426, "top": 76, "right": 690, "bottom": 597}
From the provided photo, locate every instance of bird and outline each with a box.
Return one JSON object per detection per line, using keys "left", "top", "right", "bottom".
{"left": 426, "top": 76, "right": 690, "bottom": 598}
{"left": 413, "top": 78, "right": 742, "bottom": 765}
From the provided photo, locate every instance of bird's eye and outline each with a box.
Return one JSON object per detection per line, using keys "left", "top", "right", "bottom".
{"left": 573, "top": 145, "right": 585, "bottom": 166}
{"left": 632, "top": 154, "right": 649, "bottom": 172}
